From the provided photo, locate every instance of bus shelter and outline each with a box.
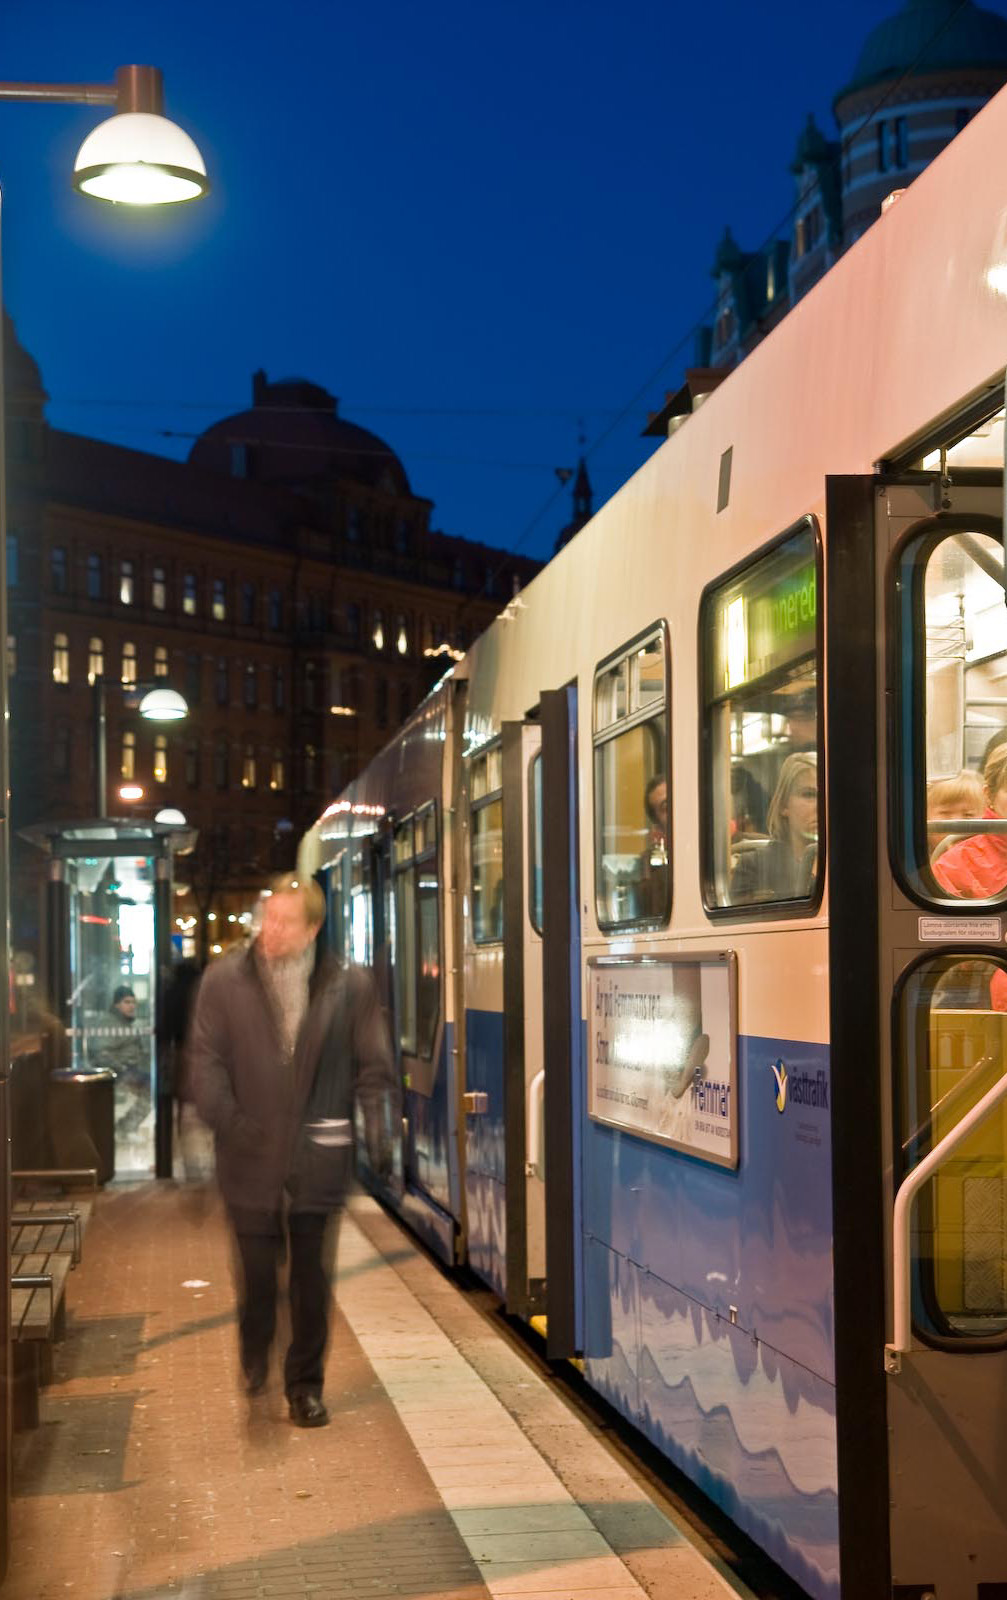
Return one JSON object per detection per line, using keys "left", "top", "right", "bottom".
{"left": 22, "top": 819, "right": 196, "bottom": 1181}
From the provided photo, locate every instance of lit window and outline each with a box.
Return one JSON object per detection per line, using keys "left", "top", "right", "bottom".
{"left": 396, "top": 615, "right": 408, "bottom": 655}
{"left": 121, "top": 730, "right": 136, "bottom": 781}
{"left": 373, "top": 611, "right": 385, "bottom": 651}
{"left": 152, "top": 566, "right": 167, "bottom": 610}
{"left": 120, "top": 560, "right": 135, "bottom": 606}
{"left": 183, "top": 572, "right": 197, "bottom": 615}
{"left": 52, "top": 632, "right": 70, "bottom": 685}
{"left": 6, "top": 634, "right": 15, "bottom": 677}
{"left": 269, "top": 750, "right": 285, "bottom": 791}
{"left": 154, "top": 734, "right": 168, "bottom": 784}
{"left": 154, "top": 644, "right": 169, "bottom": 678}
{"left": 212, "top": 578, "right": 227, "bottom": 621}
{"left": 242, "top": 744, "right": 257, "bottom": 789}
{"left": 88, "top": 637, "right": 104, "bottom": 685}
{"left": 121, "top": 641, "right": 137, "bottom": 685}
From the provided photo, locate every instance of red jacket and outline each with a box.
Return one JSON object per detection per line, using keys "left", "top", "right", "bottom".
{"left": 933, "top": 810, "right": 1007, "bottom": 1010}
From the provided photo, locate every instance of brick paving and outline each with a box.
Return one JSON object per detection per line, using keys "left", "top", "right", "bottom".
{"left": 7, "top": 1183, "right": 488, "bottom": 1600}
{"left": 4, "top": 1182, "right": 752, "bottom": 1600}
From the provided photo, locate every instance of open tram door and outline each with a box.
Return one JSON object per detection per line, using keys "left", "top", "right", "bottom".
{"left": 828, "top": 458, "right": 1007, "bottom": 1600}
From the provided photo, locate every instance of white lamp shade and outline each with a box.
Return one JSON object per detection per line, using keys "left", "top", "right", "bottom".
{"left": 155, "top": 808, "right": 187, "bottom": 826}
{"left": 139, "top": 686, "right": 188, "bottom": 721}
{"left": 73, "top": 111, "right": 208, "bottom": 205}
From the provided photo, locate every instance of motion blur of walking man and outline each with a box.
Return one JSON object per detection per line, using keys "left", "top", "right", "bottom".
{"left": 190, "top": 873, "right": 396, "bottom": 1427}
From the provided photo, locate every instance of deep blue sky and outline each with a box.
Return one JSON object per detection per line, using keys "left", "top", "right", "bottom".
{"left": 1, "top": 1, "right": 998, "bottom": 562}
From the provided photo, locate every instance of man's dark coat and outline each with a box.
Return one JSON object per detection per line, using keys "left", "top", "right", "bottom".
{"left": 190, "top": 944, "right": 396, "bottom": 1213}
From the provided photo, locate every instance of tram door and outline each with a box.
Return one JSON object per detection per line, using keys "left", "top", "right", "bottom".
{"left": 828, "top": 472, "right": 1007, "bottom": 1600}
{"left": 501, "top": 719, "right": 545, "bottom": 1317}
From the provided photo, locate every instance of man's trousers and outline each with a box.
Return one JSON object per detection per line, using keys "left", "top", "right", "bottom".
{"left": 229, "top": 1207, "right": 340, "bottom": 1397}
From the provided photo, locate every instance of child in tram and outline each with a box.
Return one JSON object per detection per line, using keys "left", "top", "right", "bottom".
{"left": 926, "top": 769, "right": 983, "bottom": 855}
{"left": 932, "top": 743, "right": 1007, "bottom": 1009}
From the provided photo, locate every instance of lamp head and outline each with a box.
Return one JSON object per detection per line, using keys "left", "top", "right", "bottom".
{"left": 139, "top": 687, "right": 188, "bottom": 722}
{"left": 73, "top": 66, "right": 208, "bottom": 206}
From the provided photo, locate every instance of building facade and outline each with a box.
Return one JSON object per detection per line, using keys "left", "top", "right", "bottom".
{"left": 6, "top": 330, "right": 539, "bottom": 962}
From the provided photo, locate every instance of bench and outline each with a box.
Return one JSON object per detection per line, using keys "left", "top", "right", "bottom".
{"left": 11, "top": 1197, "right": 92, "bottom": 1263}
{"left": 11, "top": 1249, "right": 71, "bottom": 1430}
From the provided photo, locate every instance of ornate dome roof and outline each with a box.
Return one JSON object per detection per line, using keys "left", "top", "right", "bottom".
{"left": 3, "top": 311, "right": 47, "bottom": 411}
{"left": 836, "top": 0, "right": 1007, "bottom": 104}
{"left": 189, "top": 370, "right": 411, "bottom": 496}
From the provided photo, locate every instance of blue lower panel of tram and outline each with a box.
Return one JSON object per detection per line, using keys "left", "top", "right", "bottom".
{"left": 582, "top": 1031, "right": 838, "bottom": 1600}
{"left": 464, "top": 1007, "right": 507, "bottom": 1297}
{"left": 397, "top": 1025, "right": 461, "bottom": 1267}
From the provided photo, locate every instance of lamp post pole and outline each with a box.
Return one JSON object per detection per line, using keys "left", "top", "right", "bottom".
{"left": 92, "top": 676, "right": 108, "bottom": 818}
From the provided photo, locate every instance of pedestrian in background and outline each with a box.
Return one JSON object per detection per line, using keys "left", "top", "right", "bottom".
{"left": 190, "top": 873, "right": 396, "bottom": 1427}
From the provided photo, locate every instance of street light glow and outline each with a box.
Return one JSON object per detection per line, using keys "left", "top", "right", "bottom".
{"left": 74, "top": 111, "right": 208, "bottom": 205}
{"left": 119, "top": 784, "right": 144, "bottom": 802}
{"left": 139, "top": 686, "right": 188, "bottom": 721}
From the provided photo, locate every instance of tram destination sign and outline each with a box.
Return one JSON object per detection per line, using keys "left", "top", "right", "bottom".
{"left": 587, "top": 953, "right": 738, "bottom": 1169}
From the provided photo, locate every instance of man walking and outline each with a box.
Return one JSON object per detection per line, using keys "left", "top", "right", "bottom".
{"left": 190, "top": 873, "right": 396, "bottom": 1427}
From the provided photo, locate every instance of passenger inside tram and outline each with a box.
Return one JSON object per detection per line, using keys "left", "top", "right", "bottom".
{"left": 926, "top": 769, "right": 984, "bottom": 858}
{"left": 632, "top": 774, "right": 669, "bottom": 919}
{"left": 729, "top": 752, "right": 818, "bottom": 904}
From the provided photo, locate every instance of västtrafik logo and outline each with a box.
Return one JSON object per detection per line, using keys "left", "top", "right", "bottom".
{"left": 771, "top": 1058, "right": 788, "bottom": 1114}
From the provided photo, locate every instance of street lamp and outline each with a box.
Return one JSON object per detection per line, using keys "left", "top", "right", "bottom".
{"left": 92, "top": 678, "right": 190, "bottom": 817}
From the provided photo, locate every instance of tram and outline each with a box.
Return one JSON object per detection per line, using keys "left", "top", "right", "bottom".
{"left": 300, "top": 84, "right": 1007, "bottom": 1600}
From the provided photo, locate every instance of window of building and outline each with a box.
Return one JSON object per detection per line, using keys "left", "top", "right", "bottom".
{"left": 215, "top": 657, "right": 229, "bottom": 706}
{"left": 7, "top": 635, "right": 16, "bottom": 678}
{"left": 594, "top": 626, "right": 670, "bottom": 930}
{"left": 893, "top": 524, "right": 1007, "bottom": 904}
{"left": 183, "top": 572, "right": 198, "bottom": 616}
{"left": 878, "top": 119, "right": 889, "bottom": 173}
{"left": 269, "top": 750, "right": 285, "bottom": 791}
{"left": 701, "top": 520, "right": 821, "bottom": 914}
{"left": 346, "top": 507, "right": 361, "bottom": 543}
{"left": 51, "top": 547, "right": 68, "bottom": 595}
{"left": 304, "top": 661, "right": 317, "bottom": 711}
{"left": 185, "top": 651, "right": 201, "bottom": 706}
{"left": 304, "top": 744, "right": 317, "bottom": 792}
{"left": 154, "top": 644, "right": 169, "bottom": 678}
{"left": 241, "top": 744, "right": 256, "bottom": 789}
{"left": 392, "top": 804, "right": 440, "bottom": 1057}
{"left": 469, "top": 743, "right": 504, "bottom": 943}
{"left": 214, "top": 738, "right": 229, "bottom": 790}
{"left": 53, "top": 722, "right": 71, "bottom": 779}
{"left": 377, "top": 677, "right": 388, "bottom": 727}
{"left": 340, "top": 667, "right": 356, "bottom": 709}
{"left": 121, "top": 730, "right": 136, "bottom": 781}
{"left": 240, "top": 581, "right": 256, "bottom": 626}
{"left": 453, "top": 557, "right": 464, "bottom": 591}
{"left": 396, "top": 615, "right": 408, "bottom": 655}
{"left": 268, "top": 587, "right": 282, "bottom": 630}
{"left": 120, "top": 560, "right": 135, "bottom": 606}
{"left": 895, "top": 115, "right": 908, "bottom": 169}
{"left": 86, "top": 552, "right": 102, "bottom": 600}
{"left": 399, "top": 680, "right": 412, "bottom": 724}
{"left": 185, "top": 741, "right": 200, "bottom": 788}
{"left": 212, "top": 578, "right": 227, "bottom": 621}
{"left": 244, "top": 660, "right": 258, "bottom": 709}
{"left": 52, "top": 632, "right": 70, "bottom": 685}
{"left": 121, "top": 641, "right": 137, "bottom": 685}
{"left": 794, "top": 217, "right": 806, "bottom": 260}
{"left": 154, "top": 734, "right": 168, "bottom": 784}
{"left": 894, "top": 955, "right": 1007, "bottom": 1347}
{"left": 346, "top": 603, "right": 360, "bottom": 641}
{"left": 372, "top": 611, "right": 385, "bottom": 651}
{"left": 8, "top": 534, "right": 18, "bottom": 590}
{"left": 273, "top": 665, "right": 285, "bottom": 712}
{"left": 152, "top": 566, "right": 167, "bottom": 610}
{"left": 88, "top": 637, "right": 104, "bottom": 685}
{"left": 395, "top": 519, "right": 409, "bottom": 554}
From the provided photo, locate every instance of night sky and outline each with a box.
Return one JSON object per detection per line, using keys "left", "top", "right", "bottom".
{"left": 1, "top": 1, "right": 999, "bottom": 562}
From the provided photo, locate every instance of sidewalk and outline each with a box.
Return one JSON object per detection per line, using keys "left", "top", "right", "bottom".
{"left": 6, "top": 1184, "right": 752, "bottom": 1600}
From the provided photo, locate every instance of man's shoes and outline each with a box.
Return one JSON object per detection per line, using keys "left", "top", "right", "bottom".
{"left": 288, "top": 1393, "right": 328, "bottom": 1428}
{"left": 244, "top": 1361, "right": 268, "bottom": 1396}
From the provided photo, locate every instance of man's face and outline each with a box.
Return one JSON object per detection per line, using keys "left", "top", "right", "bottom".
{"left": 259, "top": 893, "right": 320, "bottom": 962}
{"left": 115, "top": 995, "right": 136, "bottom": 1020}
{"left": 649, "top": 782, "right": 668, "bottom": 836}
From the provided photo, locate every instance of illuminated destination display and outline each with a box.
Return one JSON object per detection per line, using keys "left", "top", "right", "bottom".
{"left": 716, "top": 532, "right": 817, "bottom": 694}
{"left": 588, "top": 954, "right": 738, "bottom": 1168}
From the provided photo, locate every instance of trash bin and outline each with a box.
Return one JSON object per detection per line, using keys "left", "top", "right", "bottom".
{"left": 47, "top": 1068, "right": 115, "bottom": 1185}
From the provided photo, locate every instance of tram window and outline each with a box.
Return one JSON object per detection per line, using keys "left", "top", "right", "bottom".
{"left": 470, "top": 745, "right": 503, "bottom": 943}
{"left": 529, "top": 753, "right": 543, "bottom": 935}
{"left": 392, "top": 804, "right": 440, "bottom": 1058}
{"left": 895, "top": 955, "right": 1007, "bottom": 1345}
{"left": 897, "top": 528, "right": 1007, "bottom": 904}
{"left": 701, "top": 522, "right": 821, "bottom": 913}
{"left": 593, "top": 624, "right": 670, "bottom": 931}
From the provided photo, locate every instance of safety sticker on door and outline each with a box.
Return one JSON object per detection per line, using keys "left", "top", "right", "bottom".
{"left": 918, "top": 916, "right": 1003, "bottom": 942}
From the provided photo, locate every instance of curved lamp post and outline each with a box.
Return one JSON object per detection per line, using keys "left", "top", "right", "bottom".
{"left": 93, "top": 679, "right": 190, "bottom": 816}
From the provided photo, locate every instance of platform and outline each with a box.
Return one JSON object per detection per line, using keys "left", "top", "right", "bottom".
{"left": 7, "top": 1181, "right": 755, "bottom": 1600}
